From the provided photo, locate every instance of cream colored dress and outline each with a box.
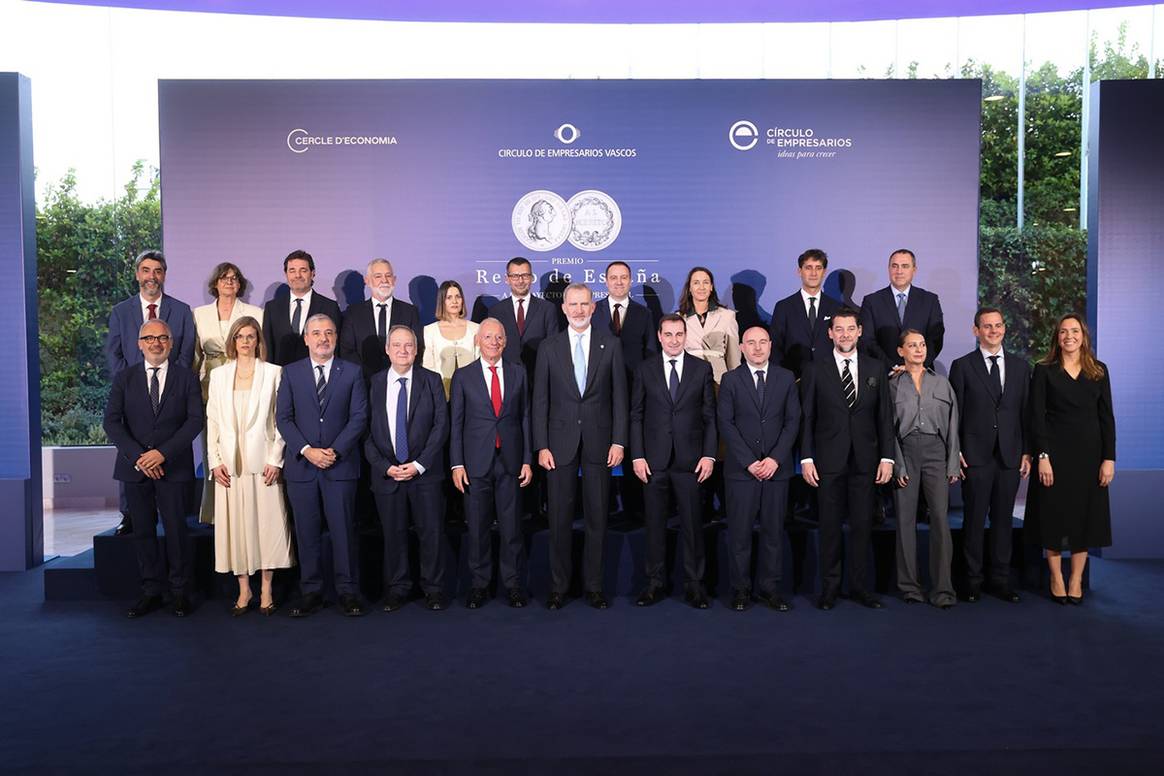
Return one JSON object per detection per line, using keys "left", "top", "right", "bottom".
{"left": 206, "top": 361, "right": 294, "bottom": 575}
{"left": 194, "top": 299, "right": 263, "bottom": 523}
{"left": 683, "top": 306, "right": 741, "bottom": 384}
{"left": 422, "top": 320, "right": 480, "bottom": 398}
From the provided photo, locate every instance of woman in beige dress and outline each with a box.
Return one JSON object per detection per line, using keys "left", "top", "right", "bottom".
{"left": 678, "top": 266, "right": 741, "bottom": 384}
{"left": 194, "top": 262, "right": 263, "bottom": 523}
{"left": 422, "top": 279, "right": 480, "bottom": 399}
{"left": 205, "top": 316, "right": 294, "bottom": 616}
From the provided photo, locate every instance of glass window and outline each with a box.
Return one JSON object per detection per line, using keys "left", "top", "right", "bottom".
{"left": 828, "top": 20, "right": 895, "bottom": 78}
{"left": 897, "top": 17, "right": 960, "bottom": 78}
{"left": 760, "top": 22, "right": 830, "bottom": 78}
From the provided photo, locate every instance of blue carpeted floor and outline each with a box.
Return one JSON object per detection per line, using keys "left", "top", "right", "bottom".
{"left": 3, "top": 559, "right": 1164, "bottom": 774}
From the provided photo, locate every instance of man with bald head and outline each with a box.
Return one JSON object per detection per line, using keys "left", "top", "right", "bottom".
{"left": 717, "top": 326, "right": 801, "bottom": 612}
{"left": 104, "top": 319, "right": 202, "bottom": 618}
{"left": 340, "top": 258, "right": 423, "bottom": 381}
{"left": 533, "top": 283, "right": 628, "bottom": 610}
{"left": 449, "top": 318, "right": 534, "bottom": 608}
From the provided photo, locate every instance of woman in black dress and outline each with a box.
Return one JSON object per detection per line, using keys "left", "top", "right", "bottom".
{"left": 1028, "top": 313, "right": 1116, "bottom": 604}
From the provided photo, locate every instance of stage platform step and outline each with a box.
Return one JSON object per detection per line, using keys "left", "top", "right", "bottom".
{"left": 45, "top": 510, "right": 1074, "bottom": 603}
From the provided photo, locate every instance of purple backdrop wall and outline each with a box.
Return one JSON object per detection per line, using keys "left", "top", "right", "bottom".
{"left": 159, "top": 79, "right": 980, "bottom": 370}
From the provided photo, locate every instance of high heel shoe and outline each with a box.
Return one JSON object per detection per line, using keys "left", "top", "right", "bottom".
{"left": 231, "top": 599, "right": 252, "bottom": 617}
{"left": 1050, "top": 580, "right": 1068, "bottom": 605}
{"left": 260, "top": 602, "right": 278, "bottom": 616}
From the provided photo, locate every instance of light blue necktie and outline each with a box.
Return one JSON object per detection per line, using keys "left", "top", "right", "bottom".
{"left": 573, "top": 334, "right": 586, "bottom": 394}
{"left": 896, "top": 292, "right": 907, "bottom": 324}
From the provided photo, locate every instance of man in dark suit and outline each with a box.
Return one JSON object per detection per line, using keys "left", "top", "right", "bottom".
{"left": 488, "top": 256, "right": 562, "bottom": 380}
{"left": 594, "top": 261, "right": 657, "bottom": 522}
{"left": 800, "top": 307, "right": 896, "bottom": 610}
{"left": 103, "top": 320, "right": 202, "bottom": 618}
{"left": 858, "top": 249, "right": 944, "bottom": 369}
{"left": 718, "top": 327, "right": 801, "bottom": 612}
{"left": 276, "top": 313, "right": 368, "bottom": 617}
{"left": 105, "top": 249, "right": 196, "bottom": 535}
{"left": 533, "top": 283, "right": 628, "bottom": 610}
{"left": 630, "top": 314, "right": 716, "bottom": 609}
{"left": 450, "top": 318, "right": 534, "bottom": 609}
{"left": 948, "top": 307, "right": 1030, "bottom": 603}
{"left": 263, "top": 249, "right": 343, "bottom": 367}
{"left": 364, "top": 325, "right": 450, "bottom": 611}
{"left": 339, "top": 258, "right": 424, "bottom": 381}
{"left": 769, "top": 248, "right": 841, "bottom": 379}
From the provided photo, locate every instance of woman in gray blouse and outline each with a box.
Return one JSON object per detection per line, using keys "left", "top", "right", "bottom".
{"left": 890, "top": 329, "right": 961, "bottom": 608}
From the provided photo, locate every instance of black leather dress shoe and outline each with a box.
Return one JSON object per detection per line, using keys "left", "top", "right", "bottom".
{"left": 817, "top": 594, "right": 837, "bottom": 611}
{"left": 506, "top": 588, "right": 529, "bottom": 608}
{"left": 339, "top": 595, "right": 365, "bottom": 617}
{"left": 290, "top": 593, "right": 324, "bottom": 618}
{"left": 636, "top": 586, "right": 665, "bottom": 607}
{"left": 171, "top": 595, "right": 193, "bottom": 618}
{"left": 466, "top": 588, "right": 488, "bottom": 609}
{"left": 382, "top": 592, "right": 406, "bottom": 612}
{"left": 853, "top": 592, "right": 884, "bottom": 609}
{"left": 424, "top": 592, "right": 447, "bottom": 611}
{"left": 585, "top": 591, "right": 609, "bottom": 610}
{"left": 731, "top": 589, "right": 751, "bottom": 611}
{"left": 114, "top": 514, "right": 133, "bottom": 536}
{"left": 903, "top": 596, "right": 924, "bottom": 605}
{"left": 991, "top": 587, "right": 1021, "bottom": 604}
{"left": 126, "top": 595, "right": 164, "bottom": 619}
{"left": 685, "top": 587, "right": 711, "bottom": 609}
{"left": 546, "top": 592, "right": 565, "bottom": 610}
{"left": 757, "top": 591, "right": 792, "bottom": 612}
{"left": 964, "top": 589, "right": 981, "bottom": 603}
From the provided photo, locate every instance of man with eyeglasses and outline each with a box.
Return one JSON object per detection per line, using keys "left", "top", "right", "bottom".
{"left": 104, "top": 320, "right": 203, "bottom": 618}
{"left": 105, "top": 249, "right": 196, "bottom": 535}
{"left": 487, "top": 257, "right": 562, "bottom": 381}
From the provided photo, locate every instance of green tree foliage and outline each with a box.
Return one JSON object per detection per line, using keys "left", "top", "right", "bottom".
{"left": 38, "top": 161, "right": 160, "bottom": 445}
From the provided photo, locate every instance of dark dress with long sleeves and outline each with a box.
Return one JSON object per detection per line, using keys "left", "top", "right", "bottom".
{"left": 1026, "top": 361, "right": 1115, "bottom": 550}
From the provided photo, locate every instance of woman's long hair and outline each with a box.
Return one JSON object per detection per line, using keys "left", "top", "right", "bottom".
{"left": 677, "top": 266, "right": 722, "bottom": 317}
{"left": 1040, "top": 312, "right": 1104, "bottom": 380}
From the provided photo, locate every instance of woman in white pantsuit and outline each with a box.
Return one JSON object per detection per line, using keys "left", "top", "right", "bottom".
{"left": 205, "top": 316, "right": 294, "bottom": 615}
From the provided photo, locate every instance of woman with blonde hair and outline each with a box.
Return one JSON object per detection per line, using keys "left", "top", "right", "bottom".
{"left": 1027, "top": 313, "right": 1115, "bottom": 605}
{"left": 205, "top": 316, "right": 294, "bottom": 615}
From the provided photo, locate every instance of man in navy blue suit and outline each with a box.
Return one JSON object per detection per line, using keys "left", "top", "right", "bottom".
{"left": 533, "top": 283, "right": 628, "bottom": 610}
{"left": 450, "top": 318, "right": 533, "bottom": 609}
{"left": 276, "top": 313, "right": 368, "bottom": 617}
{"left": 105, "top": 249, "right": 196, "bottom": 535}
{"left": 103, "top": 320, "right": 202, "bottom": 618}
{"left": 768, "top": 248, "right": 841, "bottom": 379}
{"left": 365, "top": 325, "right": 451, "bottom": 612}
{"left": 858, "top": 248, "right": 944, "bottom": 369}
{"left": 718, "top": 327, "right": 801, "bottom": 612}
{"left": 630, "top": 314, "right": 716, "bottom": 609}
{"left": 800, "top": 308, "right": 896, "bottom": 610}
{"left": 948, "top": 307, "right": 1030, "bottom": 603}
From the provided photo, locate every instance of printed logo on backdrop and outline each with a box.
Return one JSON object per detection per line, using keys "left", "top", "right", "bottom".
{"left": 554, "top": 123, "right": 581, "bottom": 144}
{"left": 286, "top": 128, "right": 397, "bottom": 153}
{"left": 512, "top": 190, "right": 622, "bottom": 252}
{"left": 512, "top": 191, "right": 571, "bottom": 252}
{"left": 727, "top": 120, "right": 855, "bottom": 159}
{"left": 497, "top": 121, "right": 636, "bottom": 159}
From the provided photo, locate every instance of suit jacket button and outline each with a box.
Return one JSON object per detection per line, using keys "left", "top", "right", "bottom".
{"left": 577, "top": 420, "right": 582, "bottom": 424}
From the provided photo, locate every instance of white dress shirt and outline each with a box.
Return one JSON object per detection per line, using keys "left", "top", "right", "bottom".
{"left": 385, "top": 366, "right": 425, "bottom": 473}
{"left": 800, "top": 289, "right": 823, "bottom": 319}
{"left": 747, "top": 360, "right": 770, "bottom": 387}
{"left": 511, "top": 294, "right": 531, "bottom": 322}
{"left": 608, "top": 295, "right": 629, "bottom": 324}
{"left": 800, "top": 349, "right": 893, "bottom": 466}
{"left": 570, "top": 326, "right": 591, "bottom": 370}
{"left": 372, "top": 296, "right": 394, "bottom": 339}
{"left": 139, "top": 293, "right": 165, "bottom": 321}
{"left": 143, "top": 359, "right": 168, "bottom": 398}
{"left": 289, "top": 290, "right": 314, "bottom": 333}
{"left": 890, "top": 284, "right": 912, "bottom": 309}
{"left": 980, "top": 345, "right": 1006, "bottom": 390}
{"left": 663, "top": 352, "right": 684, "bottom": 384}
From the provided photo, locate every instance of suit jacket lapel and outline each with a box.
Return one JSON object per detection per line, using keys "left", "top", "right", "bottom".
{"left": 583, "top": 333, "right": 604, "bottom": 396}
{"left": 561, "top": 333, "right": 582, "bottom": 399}
{"left": 498, "top": 362, "right": 515, "bottom": 414}
{"left": 244, "top": 362, "right": 266, "bottom": 428}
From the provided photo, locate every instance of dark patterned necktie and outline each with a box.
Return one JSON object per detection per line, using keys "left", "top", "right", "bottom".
{"left": 315, "top": 364, "right": 327, "bottom": 402}
{"left": 668, "top": 359, "right": 679, "bottom": 401}
{"left": 149, "top": 367, "right": 160, "bottom": 415}
{"left": 395, "top": 377, "right": 409, "bottom": 461}
{"left": 612, "top": 303, "right": 623, "bottom": 336}
{"left": 292, "top": 297, "right": 303, "bottom": 334}
{"left": 841, "top": 359, "right": 856, "bottom": 409}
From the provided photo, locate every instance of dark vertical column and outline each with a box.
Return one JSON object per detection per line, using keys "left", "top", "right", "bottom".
{"left": 0, "top": 73, "right": 42, "bottom": 570}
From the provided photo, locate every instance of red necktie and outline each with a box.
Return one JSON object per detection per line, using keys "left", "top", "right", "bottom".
{"left": 147, "top": 303, "right": 157, "bottom": 320}
{"left": 489, "top": 365, "right": 502, "bottom": 448}
{"left": 516, "top": 298, "right": 526, "bottom": 337}
{"left": 612, "top": 303, "right": 622, "bottom": 336}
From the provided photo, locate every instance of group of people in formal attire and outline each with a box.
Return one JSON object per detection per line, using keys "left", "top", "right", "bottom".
{"left": 102, "top": 246, "right": 1116, "bottom": 618}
